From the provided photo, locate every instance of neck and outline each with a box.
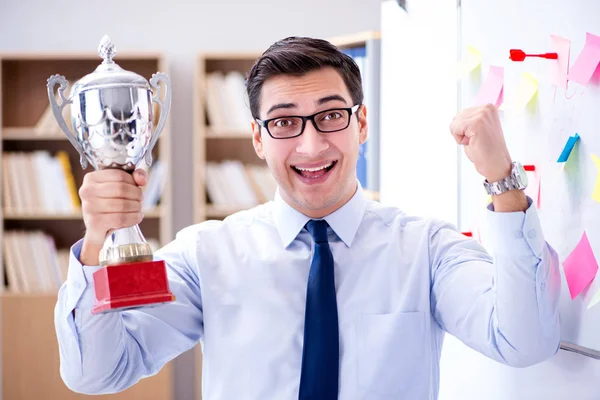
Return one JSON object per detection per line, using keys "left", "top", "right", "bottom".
{"left": 285, "top": 181, "right": 358, "bottom": 219}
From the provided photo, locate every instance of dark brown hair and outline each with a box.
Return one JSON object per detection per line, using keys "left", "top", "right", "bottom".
{"left": 246, "top": 36, "right": 363, "bottom": 119}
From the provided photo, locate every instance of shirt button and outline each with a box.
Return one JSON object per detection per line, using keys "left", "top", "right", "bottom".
{"left": 540, "top": 282, "right": 546, "bottom": 291}
{"left": 528, "top": 230, "right": 536, "bottom": 238}
{"left": 515, "top": 231, "right": 524, "bottom": 239}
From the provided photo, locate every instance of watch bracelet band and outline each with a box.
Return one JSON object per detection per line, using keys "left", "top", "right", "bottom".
{"left": 485, "top": 174, "right": 519, "bottom": 195}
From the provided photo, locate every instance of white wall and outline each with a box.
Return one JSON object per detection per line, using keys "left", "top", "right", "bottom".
{"left": 0, "top": 1, "right": 380, "bottom": 399}
{"left": 380, "top": 0, "right": 458, "bottom": 224}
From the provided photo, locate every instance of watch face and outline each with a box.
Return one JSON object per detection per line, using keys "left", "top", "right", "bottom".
{"left": 514, "top": 163, "right": 528, "bottom": 188}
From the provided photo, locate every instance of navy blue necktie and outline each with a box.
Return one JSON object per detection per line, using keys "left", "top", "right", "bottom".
{"left": 299, "top": 219, "right": 339, "bottom": 400}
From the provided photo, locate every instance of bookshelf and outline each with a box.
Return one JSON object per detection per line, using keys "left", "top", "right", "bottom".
{"left": 330, "top": 31, "right": 382, "bottom": 200}
{"left": 0, "top": 53, "right": 174, "bottom": 399}
{"left": 192, "top": 31, "right": 381, "bottom": 399}
{"left": 193, "top": 52, "right": 266, "bottom": 224}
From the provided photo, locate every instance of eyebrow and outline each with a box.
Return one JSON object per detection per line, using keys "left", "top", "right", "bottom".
{"left": 317, "top": 94, "right": 347, "bottom": 105}
{"left": 265, "top": 94, "right": 348, "bottom": 116}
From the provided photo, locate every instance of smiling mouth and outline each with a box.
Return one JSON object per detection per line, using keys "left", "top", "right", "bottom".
{"left": 291, "top": 160, "right": 337, "bottom": 179}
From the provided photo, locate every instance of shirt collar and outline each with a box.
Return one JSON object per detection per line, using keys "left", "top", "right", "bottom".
{"left": 273, "top": 181, "right": 366, "bottom": 248}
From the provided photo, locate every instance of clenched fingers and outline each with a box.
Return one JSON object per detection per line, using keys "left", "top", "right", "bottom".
{"left": 82, "top": 198, "right": 142, "bottom": 214}
{"left": 79, "top": 182, "right": 143, "bottom": 201}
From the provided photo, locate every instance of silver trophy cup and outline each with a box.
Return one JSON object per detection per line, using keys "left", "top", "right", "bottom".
{"left": 47, "top": 36, "right": 174, "bottom": 312}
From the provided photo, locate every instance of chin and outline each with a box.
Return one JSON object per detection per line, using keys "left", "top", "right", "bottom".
{"left": 297, "top": 186, "right": 342, "bottom": 212}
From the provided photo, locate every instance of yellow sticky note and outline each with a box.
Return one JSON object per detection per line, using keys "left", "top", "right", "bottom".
{"left": 588, "top": 287, "right": 600, "bottom": 309}
{"left": 592, "top": 154, "right": 600, "bottom": 203}
{"left": 457, "top": 45, "right": 482, "bottom": 81}
{"left": 499, "top": 72, "right": 539, "bottom": 111}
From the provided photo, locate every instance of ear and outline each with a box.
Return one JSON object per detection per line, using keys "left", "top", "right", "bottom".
{"left": 358, "top": 104, "right": 368, "bottom": 145}
{"left": 251, "top": 120, "right": 266, "bottom": 160}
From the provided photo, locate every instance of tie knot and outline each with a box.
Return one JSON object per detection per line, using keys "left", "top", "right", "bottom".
{"left": 306, "top": 219, "right": 329, "bottom": 244}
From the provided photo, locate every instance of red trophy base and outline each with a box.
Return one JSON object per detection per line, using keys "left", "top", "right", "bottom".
{"left": 92, "top": 259, "right": 175, "bottom": 314}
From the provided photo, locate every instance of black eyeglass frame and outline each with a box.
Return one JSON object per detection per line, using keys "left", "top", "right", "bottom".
{"left": 255, "top": 104, "right": 362, "bottom": 139}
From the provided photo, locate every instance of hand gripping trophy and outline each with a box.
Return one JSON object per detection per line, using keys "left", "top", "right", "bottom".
{"left": 47, "top": 36, "right": 175, "bottom": 314}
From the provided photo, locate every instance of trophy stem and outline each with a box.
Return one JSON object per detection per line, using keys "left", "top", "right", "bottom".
{"left": 100, "top": 224, "right": 153, "bottom": 266}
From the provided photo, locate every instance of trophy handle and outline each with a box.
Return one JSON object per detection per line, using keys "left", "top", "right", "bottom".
{"left": 146, "top": 72, "right": 172, "bottom": 166}
{"left": 47, "top": 74, "right": 88, "bottom": 169}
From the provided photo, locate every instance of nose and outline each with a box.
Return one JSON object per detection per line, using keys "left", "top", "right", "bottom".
{"left": 296, "top": 121, "right": 329, "bottom": 158}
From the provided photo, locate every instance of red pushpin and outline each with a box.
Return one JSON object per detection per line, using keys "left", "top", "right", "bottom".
{"left": 509, "top": 49, "right": 558, "bottom": 62}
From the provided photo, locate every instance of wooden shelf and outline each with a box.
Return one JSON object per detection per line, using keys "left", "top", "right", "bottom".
{"left": 2, "top": 126, "right": 168, "bottom": 142}
{"left": 2, "top": 127, "right": 66, "bottom": 140}
{"left": 1, "top": 293, "right": 173, "bottom": 400}
{"left": 205, "top": 204, "right": 248, "bottom": 219}
{"left": 2, "top": 207, "right": 162, "bottom": 220}
{"left": 206, "top": 127, "right": 252, "bottom": 139}
{"left": 201, "top": 51, "right": 262, "bottom": 60}
{"left": 0, "top": 52, "right": 164, "bottom": 61}
{"left": 1, "top": 53, "right": 174, "bottom": 399}
{"left": 329, "top": 30, "right": 381, "bottom": 48}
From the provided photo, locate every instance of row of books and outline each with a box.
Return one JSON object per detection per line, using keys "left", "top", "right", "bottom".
{"left": 2, "top": 230, "right": 162, "bottom": 293}
{"left": 206, "top": 160, "right": 277, "bottom": 208}
{"left": 204, "top": 71, "right": 253, "bottom": 132}
{"left": 2, "top": 151, "right": 166, "bottom": 214}
{"left": 2, "top": 230, "right": 69, "bottom": 293}
{"left": 3, "top": 151, "right": 79, "bottom": 214}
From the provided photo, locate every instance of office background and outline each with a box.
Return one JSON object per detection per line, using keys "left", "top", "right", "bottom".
{"left": 0, "top": 1, "right": 381, "bottom": 399}
{"left": 3, "top": 0, "right": 600, "bottom": 399}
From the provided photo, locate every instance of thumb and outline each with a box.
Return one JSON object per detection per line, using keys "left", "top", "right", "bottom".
{"left": 133, "top": 168, "right": 147, "bottom": 187}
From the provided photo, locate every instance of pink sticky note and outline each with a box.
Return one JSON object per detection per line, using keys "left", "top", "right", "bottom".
{"left": 476, "top": 66, "right": 504, "bottom": 107}
{"left": 563, "top": 232, "right": 599, "bottom": 300}
{"left": 524, "top": 169, "right": 541, "bottom": 208}
{"left": 549, "top": 34, "right": 571, "bottom": 89}
{"left": 569, "top": 32, "right": 600, "bottom": 85}
{"left": 591, "top": 63, "right": 600, "bottom": 85}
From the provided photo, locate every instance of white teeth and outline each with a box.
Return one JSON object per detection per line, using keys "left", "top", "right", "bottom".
{"left": 295, "top": 162, "right": 333, "bottom": 172}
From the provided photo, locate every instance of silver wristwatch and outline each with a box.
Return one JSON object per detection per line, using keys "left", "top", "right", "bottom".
{"left": 483, "top": 161, "right": 528, "bottom": 195}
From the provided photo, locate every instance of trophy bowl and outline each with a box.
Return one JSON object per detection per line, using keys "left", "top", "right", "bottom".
{"left": 47, "top": 35, "right": 175, "bottom": 314}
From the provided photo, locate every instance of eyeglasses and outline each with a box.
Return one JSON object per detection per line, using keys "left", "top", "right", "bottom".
{"left": 255, "top": 104, "right": 361, "bottom": 139}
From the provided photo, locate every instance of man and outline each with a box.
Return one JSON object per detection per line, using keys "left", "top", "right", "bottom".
{"left": 55, "top": 36, "right": 561, "bottom": 399}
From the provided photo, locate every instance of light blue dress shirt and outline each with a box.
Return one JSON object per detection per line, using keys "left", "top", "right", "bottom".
{"left": 55, "top": 184, "right": 561, "bottom": 399}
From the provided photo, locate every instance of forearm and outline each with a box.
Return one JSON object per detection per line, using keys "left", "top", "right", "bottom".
{"left": 55, "top": 275, "right": 149, "bottom": 394}
{"left": 491, "top": 188, "right": 529, "bottom": 213}
{"left": 56, "top": 234, "right": 205, "bottom": 394}
{"left": 491, "top": 237, "right": 561, "bottom": 365}
{"left": 80, "top": 232, "right": 104, "bottom": 266}
{"left": 487, "top": 200, "right": 561, "bottom": 364}
{"left": 432, "top": 200, "right": 561, "bottom": 368}
{"left": 55, "top": 240, "right": 156, "bottom": 394}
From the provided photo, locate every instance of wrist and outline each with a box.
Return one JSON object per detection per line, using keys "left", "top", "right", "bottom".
{"left": 491, "top": 188, "right": 529, "bottom": 212}
{"left": 484, "top": 161, "right": 513, "bottom": 183}
{"left": 80, "top": 232, "right": 105, "bottom": 266}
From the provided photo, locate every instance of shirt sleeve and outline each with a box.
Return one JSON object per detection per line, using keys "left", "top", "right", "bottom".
{"left": 54, "top": 226, "right": 204, "bottom": 395}
{"left": 430, "top": 196, "right": 561, "bottom": 367}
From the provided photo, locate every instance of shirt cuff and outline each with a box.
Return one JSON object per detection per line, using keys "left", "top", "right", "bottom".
{"left": 65, "top": 239, "right": 102, "bottom": 312}
{"left": 486, "top": 195, "right": 544, "bottom": 259}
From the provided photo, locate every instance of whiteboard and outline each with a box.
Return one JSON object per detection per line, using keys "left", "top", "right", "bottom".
{"left": 458, "top": 0, "right": 600, "bottom": 355}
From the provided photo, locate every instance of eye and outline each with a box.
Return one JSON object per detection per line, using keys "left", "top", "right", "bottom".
{"left": 273, "top": 118, "right": 296, "bottom": 128}
{"left": 322, "top": 111, "right": 343, "bottom": 120}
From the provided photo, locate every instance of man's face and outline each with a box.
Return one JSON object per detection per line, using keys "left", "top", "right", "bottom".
{"left": 252, "top": 67, "right": 368, "bottom": 218}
